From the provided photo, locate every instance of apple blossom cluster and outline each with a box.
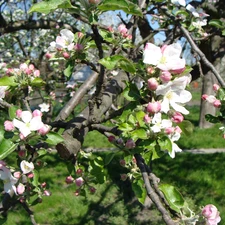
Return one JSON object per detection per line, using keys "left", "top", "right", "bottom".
{"left": 143, "top": 43, "right": 192, "bottom": 158}
{"left": 46, "top": 29, "right": 84, "bottom": 60}
{"left": 0, "top": 160, "right": 50, "bottom": 202}
{"left": 4, "top": 109, "right": 50, "bottom": 139}
{"left": 65, "top": 168, "right": 96, "bottom": 196}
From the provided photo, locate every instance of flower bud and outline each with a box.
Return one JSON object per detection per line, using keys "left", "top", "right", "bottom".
{"left": 125, "top": 139, "right": 136, "bottom": 149}
{"left": 41, "top": 182, "right": 47, "bottom": 188}
{"left": 17, "top": 183, "right": 25, "bottom": 195}
{"left": 76, "top": 168, "right": 83, "bottom": 175}
{"left": 119, "top": 159, "right": 126, "bottom": 167}
{"left": 63, "top": 52, "right": 70, "bottom": 59}
{"left": 171, "top": 112, "right": 184, "bottom": 123}
{"left": 43, "top": 190, "right": 51, "bottom": 196}
{"left": 147, "top": 78, "right": 158, "bottom": 91}
{"left": 120, "top": 174, "right": 127, "bottom": 181}
{"left": 144, "top": 114, "right": 151, "bottom": 123}
{"left": 165, "top": 127, "right": 175, "bottom": 135}
{"left": 108, "top": 136, "right": 115, "bottom": 143}
{"left": 45, "top": 53, "right": 52, "bottom": 59}
{"left": 16, "top": 109, "right": 23, "bottom": 118}
{"left": 201, "top": 94, "right": 208, "bottom": 101}
{"left": 89, "top": 187, "right": 96, "bottom": 193}
{"left": 213, "top": 84, "right": 220, "bottom": 92}
{"left": 14, "top": 171, "right": 21, "bottom": 179}
{"left": 213, "top": 100, "right": 221, "bottom": 108}
{"left": 75, "top": 177, "right": 84, "bottom": 187}
{"left": 147, "top": 101, "right": 161, "bottom": 114}
{"left": 146, "top": 67, "right": 155, "bottom": 75}
{"left": 74, "top": 44, "right": 83, "bottom": 51}
{"left": 27, "top": 173, "right": 34, "bottom": 178}
{"left": 4, "top": 120, "right": 14, "bottom": 131}
{"left": 33, "top": 70, "right": 40, "bottom": 77}
{"left": 65, "top": 176, "right": 74, "bottom": 184}
{"left": 38, "top": 124, "right": 50, "bottom": 135}
{"left": 160, "top": 71, "right": 172, "bottom": 83}
{"left": 32, "top": 109, "right": 43, "bottom": 117}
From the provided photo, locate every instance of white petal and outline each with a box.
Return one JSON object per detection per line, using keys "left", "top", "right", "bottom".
{"left": 163, "top": 43, "right": 182, "bottom": 59}
{"left": 13, "top": 118, "right": 24, "bottom": 129}
{"left": 170, "top": 101, "right": 189, "bottom": 115}
{"left": 161, "top": 98, "right": 170, "bottom": 114}
{"left": 21, "top": 111, "right": 32, "bottom": 123}
{"left": 29, "top": 117, "right": 44, "bottom": 131}
{"left": 156, "top": 82, "right": 172, "bottom": 96}
{"left": 143, "top": 43, "right": 162, "bottom": 65}
{"left": 60, "top": 29, "right": 74, "bottom": 43}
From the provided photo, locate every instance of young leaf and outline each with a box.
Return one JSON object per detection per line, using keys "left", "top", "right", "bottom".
{"left": 159, "top": 184, "right": 185, "bottom": 213}
{"left": 209, "top": 19, "right": 224, "bottom": 29}
{"left": 132, "top": 179, "right": 147, "bottom": 204}
{"left": 178, "top": 120, "right": 194, "bottom": 136}
{"left": 45, "top": 132, "right": 64, "bottom": 146}
{"left": 0, "top": 76, "right": 17, "bottom": 86}
{"left": 31, "top": 77, "right": 46, "bottom": 87}
{"left": 8, "top": 105, "right": 19, "bottom": 120}
{"left": 29, "top": 0, "right": 73, "bottom": 14}
{"left": 64, "top": 60, "right": 75, "bottom": 79}
{"left": 98, "top": 0, "right": 142, "bottom": 17}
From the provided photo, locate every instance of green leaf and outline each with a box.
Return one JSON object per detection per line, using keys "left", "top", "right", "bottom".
{"left": 45, "top": 132, "right": 64, "bottom": 146}
{"left": 31, "top": 77, "right": 46, "bottom": 87}
{"left": 158, "top": 136, "right": 172, "bottom": 154}
{"left": 135, "top": 110, "right": 146, "bottom": 127}
{"left": 132, "top": 179, "right": 147, "bottom": 204}
{"left": 32, "top": 170, "right": 39, "bottom": 187}
{"left": 118, "top": 122, "right": 134, "bottom": 132}
{"left": 29, "top": 0, "right": 73, "bottom": 14}
{"left": 104, "top": 152, "right": 115, "bottom": 165}
{"left": 209, "top": 19, "right": 224, "bottom": 29}
{"left": 8, "top": 105, "right": 19, "bottom": 120}
{"left": 89, "top": 157, "right": 106, "bottom": 184}
{"left": 174, "top": 10, "right": 189, "bottom": 17}
{"left": 217, "top": 88, "right": 225, "bottom": 100}
{"left": 178, "top": 120, "right": 194, "bottom": 136}
{"left": 99, "top": 55, "right": 136, "bottom": 73}
{"left": 0, "top": 76, "right": 17, "bottom": 86}
{"left": 159, "top": 184, "right": 185, "bottom": 213}
{"left": 205, "top": 114, "right": 221, "bottom": 123}
{"left": 222, "top": 29, "right": 225, "bottom": 36}
{"left": 130, "top": 128, "right": 148, "bottom": 141}
{"left": 64, "top": 60, "right": 75, "bottom": 79}
{"left": 123, "top": 82, "right": 140, "bottom": 101}
{"left": 0, "top": 130, "right": 18, "bottom": 160}
{"left": 98, "top": 0, "right": 142, "bottom": 17}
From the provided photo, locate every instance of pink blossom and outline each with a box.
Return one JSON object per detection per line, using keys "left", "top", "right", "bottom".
{"left": 147, "top": 101, "right": 161, "bottom": 114}
{"left": 143, "top": 43, "right": 185, "bottom": 72}
{"left": 75, "top": 177, "right": 84, "bottom": 187}
{"left": 213, "top": 84, "right": 220, "bottom": 92}
{"left": 4, "top": 120, "right": 14, "bottom": 131}
{"left": 160, "top": 71, "right": 172, "bottom": 83}
{"left": 74, "top": 43, "right": 83, "bottom": 51}
{"left": 33, "top": 70, "right": 40, "bottom": 77}
{"left": 202, "top": 204, "right": 221, "bottom": 225}
{"left": 147, "top": 78, "right": 159, "bottom": 91}
{"left": 144, "top": 114, "right": 151, "bottom": 123}
{"left": 63, "top": 52, "right": 70, "bottom": 59}
{"left": 38, "top": 124, "right": 50, "bottom": 135}
{"left": 32, "top": 109, "right": 43, "bottom": 117}
{"left": 16, "top": 109, "right": 22, "bottom": 118}
{"left": 13, "top": 171, "right": 21, "bottom": 179}
{"left": 65, "top": 175, "right": 74, "bottom": 184}
{"left": 125, "top": 139, "right": 136, "bottom": 149}
{"left": 17, "top": 183, "right": 25, "bottom": 195}
{"left": 172, "top": 112, "right": 184, "bottom": 123}
{"left": 118, "top": 24, "right": 128, "bottom": 36}
{"left": 213, "top": 100, "right": 221, "bottom": 108}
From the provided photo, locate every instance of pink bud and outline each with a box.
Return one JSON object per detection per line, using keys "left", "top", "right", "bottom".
{"left": 32, "top": 109, "right": 42, "bottom": 117}
{"left": 213, "top": 100, "right": 221, "bottom": 108}
{"left": 4, "top": 120, "right": 14, "bottom": 131}
{"left": 108, "top": 136, "right": 115, "bottom": 143}
{"left": 75, "top": 177, "right": 84, "bottom": 187}
{"left": 120, "top": 174, "right": 127, "bottom": 181}
{"left": 174, "top": 126, "right": 182, "bottom": 134}
{"left": 213, "top": 84, "right": 220, "bottom": 92}
{"left": 127, "top": 34, "right": 132, "bottom": 40}
{"left": 16, "top": 109, "right": 23, "bottom": 118}
{"left": 43, "top": 190, "right": 51, "bottom": 196}
{"left": 65, "top": 176, "right": 74, "bottom": 184}
{"left": 171, "top": 67, "right": 185, "bottom": 74}
{"left": 119, "top": 159, "right": 126, "bottom": 167}
{"left": 74, "top": 44, "right": 83, "bottom": 51}
{"left": 27, "top": 173, "right": 34, "bottom": 178}
{"left": 147, "top": 78, "right": 158, "bottom": 91}
{"left": 144, "top": 114, "right": 151, "bottom": 123}
{"left": 45, "top": 53, "right": 52, "bottom": 59}
{"left": 125, "top": 139, "right": 136, "bottom": 149}
{"left": 77, "top": 32, "right": 84, "bottom": 38}
{"left": 89, "top": 0, "right": 100, "bottom": 4}
{"left": 18, "top": 150, "right": 26, "bottom": 158}
{"left": 17, "top": 183, "right": 25, "bottom": 195}
{"left": 63, "top": 52, "right": 70, "bottom": 59}
{"left": 76, "top": 168, "right": 83, "bottom": 175}
{"left": 74, "top": 190, "right": 80, "bottom": 196}
{"left": 19, "top": 133, "right": 25, "bottom": 140}
{"left": 202, "top": 94, "right": 208, "bottom": 101}
{"left": 33, "top": 70, "right": 40, "bottom": 77}
{"left": 29, "top": 64, "right": 35, "bottom": 71}
{"left": 108, "top": 26, "right": 114, "bottom": 32}
{"left": 147, "top": 101, "right": 161, "bottom": 114}
{"left": 20, "top": 63, "right": 28, "bottom": 71}
{"left": 160, "top": 71, "right": 172, "bottom": 83}
{"left": 202, "top": 204, "right": 221, "bottom": 225}
{"left": 14, "top": 171, "right": 21, "bottom": 179}
{"left": 165, "top": 127, "right": 175, "bottom": 135}
{"left": 41, "top": 182, "right": 47, "bottom": 188}
{"left": 38, "top": 124, "right": 50, "bottom": 135}
{"left": 146, "top": 67, "right": 155, "bottom": 75}
{"left": 118, "top": 24, "right": 128, "bottom": 36}
{"left": 116, "top": 138, "right": 124, "bottom": 146}
{"left": 172, "top": 112, "right": 184, "bottom": 123}
{"left": 89, "top": 187, "right": 96, "bottom": 193}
